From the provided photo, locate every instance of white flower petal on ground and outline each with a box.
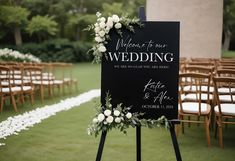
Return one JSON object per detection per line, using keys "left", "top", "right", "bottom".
{"left": 106, "top": 116, "right": 114, "bottom": 123}
{"left": 104, "top": 109, "right": 111, "bottom": 116}
{"left": 0, "top": 89, "right": 100, "bottom": 146}
{"left": 126, "top": 112, "right": 132, "bottom": 119}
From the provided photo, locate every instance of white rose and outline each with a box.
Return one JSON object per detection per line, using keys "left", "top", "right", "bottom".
{"left": 96, "top": 12, "right": 101, "bottom": 17}
{"left": 100, "top": 17, "right": 106, "bottom": 22}
{"left": 94, "top": 27, "right": 100, "bottom": 33}
{"left": 126, "top": 112, "right": 132, "bottom": 119}
{"left": 106, "top": 116, "right": 114, "bottom": 123}
{"left": 95, "top": 36, "right": 103, "bottom": 42}
{"left": 112, "top": 14, "right": 120, "bottom": 23}
{"left": 94, "top": 23, "right": 98, "bottom": 27}
{"left": 105, "top": 28, "right": 110, "bottom": 34}
{"left": 99, "top": 22, "right": 106, "bottom": 28}
{"left": 97, "top": 113, "right": 105, "bottom": 122}
{"left": 114, "top": 23, "right": 122, "bottom": 29}
{"left": 113, "top": 110, "right": 120, "bottom": 116}
{"left": 115, "top": 117, "right": 121, "bottom": 123}
{"left": 104, "top": 121, "right": 107, "bottom": 125}
{"left": 104, "top": 109, "right": 111, "bottom": 116}
{"left": 98, "top": 30, "right": 105, "bottom": 37}
{"left": 98, "top": 45, "right": 106, "bottom": 52}
{"left": 92, "top": 118, "right": 98, "bottom": 123}
{"left": 106, "top": 17, "right": 113, "bottom": 28}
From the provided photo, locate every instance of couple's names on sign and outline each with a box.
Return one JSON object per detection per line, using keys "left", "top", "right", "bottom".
{"left": 101, "top": 21, "right": 179, "bottom": 120}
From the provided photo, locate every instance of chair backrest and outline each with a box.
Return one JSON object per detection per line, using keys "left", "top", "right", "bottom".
{"left": 0, "top": 65, "right": 12, "bottom": 93}
{"left": 179, "top": 73, "right": 211, "bottom": 114}
{"left": 23, "top": 66, "right": 43, "bottom": 83}
{"left": 216, "top": 69, "right": 235, "bottom": 77}
{"left": 213, "top": 76, "right": 235, "bottom": 114}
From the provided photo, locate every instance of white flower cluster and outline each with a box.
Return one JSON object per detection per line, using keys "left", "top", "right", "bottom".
{"left": 0, "top": 48, "right": 41, "bottom": 63}
{"left": 0, "top": 89, "right": 100, "bottom": 146}
{"left": 92, "top": 108, "right": 132, "bottom": 126}
{"left": 86, "top": 12, "right": 142, "bottom": 63}
{"left": 93, "top": 12, "right": 122, "bottom": 53}
{"left": 87, "top": 92, "right": 140, "bottom": 136}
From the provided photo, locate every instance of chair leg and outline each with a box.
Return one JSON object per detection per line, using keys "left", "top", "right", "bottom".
{"left": 214, "top": 118, "right": 218, "bottom": 139}
{"left": 218, "top": 117, "right": 224, "bottom": 148}
{"left": 188, "top": 116, "right": 191, "bottom": 127}
{"left": 10, "top": 94, "right": 18, "bottom": 112}
{"left": 205, "top": 116, "right": 211, "bottom": 147}
{"left": 0, "top": 96, "right": 4, "bottom": 112}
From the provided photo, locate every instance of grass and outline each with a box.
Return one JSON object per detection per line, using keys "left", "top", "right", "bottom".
{"left": 0, "top": 63, "right": 235, "bottom": 161}
{"left": 222, "top": 50, "right": 235, "bottom": 58}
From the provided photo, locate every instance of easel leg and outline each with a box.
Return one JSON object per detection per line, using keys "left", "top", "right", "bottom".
{"left": 95, "top": 131, "right": 107, "bottom": 161}
{"left": 136, "top": 126, "right": 141, "bottom": 161}
{"left": 170, "top": 125, "right": 182, "bottom": 161}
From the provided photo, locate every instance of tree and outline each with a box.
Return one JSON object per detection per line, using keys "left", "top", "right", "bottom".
{"left": 0, "top": 5, "right": 29, "bottom": 46}
{"left": 223, "top": 0, "right": 235, "bottom": 51}
{"left": 26, "top": 15, "right": 58, "bottom": 42}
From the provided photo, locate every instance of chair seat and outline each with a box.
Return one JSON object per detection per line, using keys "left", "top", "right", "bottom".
{"left": 1, "top": 87, "right": 21, "bottom": 93}
{"left": 184, "top": 93, "right": 214, "bottom": 101}
{"left": 218, "top": 87, "right": 235, "bottom": 93}
{"left": 184, "top": 85, "right": 214, "bottom": 92}
{"left": 33, "top": 80, "right": 54, "bottom": 85}
{"left": 219, "top": 95, "right": 235, "bottom": 102}
{"left": 53, "top": 80, "right": 63, "bottom": 84}
{"left": 214, "top": 104, "right": 235, "bottom": 116}
{"left": 22, "top": 86, "right": 33, "bottom": 91}
{"left": 179, "top": 102, "right": 211, "bottom": 114}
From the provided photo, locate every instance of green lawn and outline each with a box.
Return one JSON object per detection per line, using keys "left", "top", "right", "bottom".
{"left": 222, "top": 50, "right": 235, "bottom": 58}
{"left": 0, "top": 63, "right": 235, "bottom": 161}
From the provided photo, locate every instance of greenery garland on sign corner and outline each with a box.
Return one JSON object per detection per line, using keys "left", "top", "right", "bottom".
{"left": 87, "top": 92, "right": 170, "bottom": 137}
{"left": 85, "top": 12, "right": 144, "bottom": 63}
{"left": 86, "top": 12, "right": 170, "bottom": 137}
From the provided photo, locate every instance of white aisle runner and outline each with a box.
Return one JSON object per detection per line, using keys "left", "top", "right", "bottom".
{"left": 0, "top": 89, "right": 100, "bottom": 146}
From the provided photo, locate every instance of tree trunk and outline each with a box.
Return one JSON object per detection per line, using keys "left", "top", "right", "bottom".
{"left": 14, "top": 27, "right": 22, "bottom": 46}
{"left": 76, "top": 27, "right": 80, "bottom": 41}
{"left": 223, "top": 30, "right": 232, "bottom": 51}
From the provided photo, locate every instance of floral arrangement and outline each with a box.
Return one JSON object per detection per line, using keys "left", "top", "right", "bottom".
{"left": 87, "top": 93, "right": 169, "bottom": 137}
{"left": 0, "top": 48, "right": 41, "bottom": 63}
{"left": 86, "top": 12, "right": 143, "bottom": 63}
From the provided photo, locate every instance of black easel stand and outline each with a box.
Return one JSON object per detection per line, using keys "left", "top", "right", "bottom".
{"left": 95, "top": 131, "right": 107, "bottom": 161}
{"left": 95, "top": 6, "right": 182, "bottom": 161}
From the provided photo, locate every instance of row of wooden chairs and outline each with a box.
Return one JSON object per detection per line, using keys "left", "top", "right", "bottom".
{"left": 0, "top": 62, "right": 78, "bottom": 112}
{"left": 178, "top": 61, "right": 235, "bottom": 148}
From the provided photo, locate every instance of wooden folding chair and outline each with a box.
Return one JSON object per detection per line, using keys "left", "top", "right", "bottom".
{"left": 178, "top": 72, "right": 212, "bottom": 146}
{"left": 0, "top": 65, "right": 22, "bottom": 112}
{"left": 213, "top": 76, "right": 235, "bottom": 148}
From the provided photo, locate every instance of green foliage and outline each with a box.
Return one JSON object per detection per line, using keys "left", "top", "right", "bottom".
{"left": 0, "top": 5, "right": 29, "bottom": 28}
{"left": 26, "top": 15, "right": 58, "bottom": 40}
{"left": 102, "top": 3, "right": 127, "bottom": 16}
{"left": 224, "top": 0, "right": 235, "bottom": 32}
{"left": 16, "top": 39, "right": 93, "bottom": 62}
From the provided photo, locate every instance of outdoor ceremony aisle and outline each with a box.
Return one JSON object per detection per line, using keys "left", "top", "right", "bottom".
{"left": 0, "top": 89, "right": 100, "bottom": 146}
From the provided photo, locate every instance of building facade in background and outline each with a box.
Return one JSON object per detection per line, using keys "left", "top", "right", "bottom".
{"left": 147, "top": 0, "right": 223, "bottom": 58}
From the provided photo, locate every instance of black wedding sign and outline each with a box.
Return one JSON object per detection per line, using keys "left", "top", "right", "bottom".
{"left": 101, "top": 21, "right": 180, "bottom": 120}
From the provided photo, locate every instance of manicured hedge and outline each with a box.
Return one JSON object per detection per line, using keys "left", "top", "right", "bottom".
{"left": 0, "top": 39, "right": 93, "bottom": 62}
